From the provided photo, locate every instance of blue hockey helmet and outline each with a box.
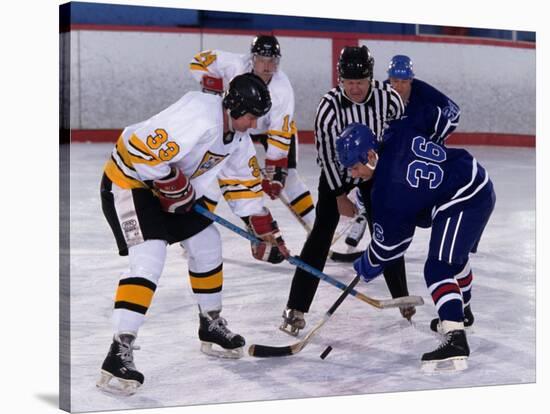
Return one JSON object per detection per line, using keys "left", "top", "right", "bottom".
{"left": 336, "top": 123, "right": 378, "bottom": 168}
{"left": 387, "top": 55, "right": 415, "bottom": 80}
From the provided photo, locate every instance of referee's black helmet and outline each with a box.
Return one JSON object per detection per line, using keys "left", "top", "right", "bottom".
{"left": 337, "top": 45, "right": 374, "bottom": 80}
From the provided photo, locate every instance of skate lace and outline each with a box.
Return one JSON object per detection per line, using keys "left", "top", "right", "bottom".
{"left": 117, "top": 342, "right": 140, "bottom": 370}
{"left": 209, "top": 317, "right": 235, "bottom": 340}
{"left": 435, "top": 332, "right": 453, "bottom": 350}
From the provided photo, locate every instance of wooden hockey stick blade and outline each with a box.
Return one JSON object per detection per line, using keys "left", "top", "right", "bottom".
{"left": 354, "top": 292, "right": 424, "bottom": 309}
{"left": 329, "top": 249, "right": 365, "bottom": 262}
{"left": 249, "top": 276, "right": 361, "bottom": 358}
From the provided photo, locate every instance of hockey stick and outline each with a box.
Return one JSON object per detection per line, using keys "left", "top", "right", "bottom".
{"left": 193, "top": 204, "right": 424, "bottom": 309}
{"left": 329, "top": 247, "right": 365, "bottom": 262}
{"left": 249, "top": 274, "right": 362, "bottom": 357}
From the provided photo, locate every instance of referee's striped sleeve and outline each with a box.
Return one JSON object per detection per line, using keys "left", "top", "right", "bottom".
{"left": 388, "top": 87, "right": 405, "bottom": 122}
{"left": 315, "top": 97, "right": 343, "bottom": 192}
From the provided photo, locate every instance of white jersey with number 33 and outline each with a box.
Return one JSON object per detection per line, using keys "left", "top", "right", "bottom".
{"left": 104, "top": 92, "right": 265, "bottom": 217}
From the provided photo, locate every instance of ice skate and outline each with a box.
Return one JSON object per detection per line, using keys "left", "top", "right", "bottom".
{"left": 344, "top": 214, "right": 367, "bottom": 247}
{"left": 430, "top": 305, "right": 474, "bottom": 334}
{"left": 279, "top": 307, "right": 306, "bottom": 336}
{"left": 421, "top": 322, "right": 470, "bottom": 373}
{"left": 199, "top": 311, "right": 245, "bottom": 359}
{"left": 96, "top": 333, "right": 144, "bottom": 396}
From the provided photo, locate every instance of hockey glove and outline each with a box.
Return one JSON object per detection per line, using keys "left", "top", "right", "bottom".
{"left": 201, "top": 75, "right": 224, "bottom": 95}
{"left": 262, "top": 158, "right": 288, "bottom": 200}
{"left": 153, "top": 167, "right": 195, "bottom": 214}
{"left": 353, "top": 248, "right": 383, "bottom": 283}
{"left": 247, "top": 209, "right": 290, "bottom": 264}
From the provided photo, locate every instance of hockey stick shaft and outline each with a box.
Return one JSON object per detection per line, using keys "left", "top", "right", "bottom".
{"left": 193, "top": 205, "right": 423, "bottom": 309}
{"left": 249, "top": 275, "right": 362, "bottom": 357}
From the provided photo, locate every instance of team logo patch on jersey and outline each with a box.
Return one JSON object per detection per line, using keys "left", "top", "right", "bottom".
{"left": 191, "top": 151, "right": 228, "bottom": 179}
{"left": 442, "top": 101, "right": 460, "bottom": 120}
{"left": 373, "top": 223, "right": 384, "bottom": 242}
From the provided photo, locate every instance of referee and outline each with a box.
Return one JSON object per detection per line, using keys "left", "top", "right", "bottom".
{"left": 280, "top": 45, "right": 411, "bottom": 336}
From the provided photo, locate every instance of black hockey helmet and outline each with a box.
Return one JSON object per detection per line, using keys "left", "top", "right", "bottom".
{"left": 223, "top": 73, "right": 272, "bottom": 119}
{"left": 250, "top": 34, "right": 281, "bottom": 58}
{"left": 337, "top": 45, "right": 375, "bottom": 80}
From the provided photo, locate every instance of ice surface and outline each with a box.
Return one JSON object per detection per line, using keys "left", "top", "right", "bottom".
{"left": 67, "top": 143, "right": 535, "bottom": 413}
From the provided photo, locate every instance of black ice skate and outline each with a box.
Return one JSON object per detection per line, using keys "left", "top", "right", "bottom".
{"left": 279, "top": 307, "right": 306, "bottom": 336}
{"left": 430, "top": 305, "right": 474, "bottom": 334}
{"left": 421, "top": 325, "right": 470, "bottom": 373}
{"left": 199, "top": 311, "right": 245, "bottom": 359}
{"left": 96, "top": 333, "right": 143, "bottom": 395}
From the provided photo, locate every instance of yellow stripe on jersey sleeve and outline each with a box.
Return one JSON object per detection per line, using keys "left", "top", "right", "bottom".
{"left": 127, "top": 134, "right": 163, "bottom": 166}
{"left": 115, "top": 136, "right": 135, "bottom": 170}
{"left": 189, "top": 62, "right": 209, "bottom": 72}
{"left": 267, "top": 137, "right": 291, "bottom": 152}
{"left": 267, "top": 129, "right": 295, "bottom": 139}
{"left": 104, "top": 159, "right": 147, "bottom": 190}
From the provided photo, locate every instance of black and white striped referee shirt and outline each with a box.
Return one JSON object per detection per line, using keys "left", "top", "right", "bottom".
{"left": 315, "top": 80, "right": 404, "bottom": 194}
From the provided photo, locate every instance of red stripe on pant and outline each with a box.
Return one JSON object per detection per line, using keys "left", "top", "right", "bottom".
{"left": 457, "top": 271, "right": 473, "bottom": 289}
{"left": 432, "top": 283, "right": 461, "bottom": 304}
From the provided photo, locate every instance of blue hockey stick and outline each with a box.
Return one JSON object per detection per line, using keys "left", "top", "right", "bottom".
{"left": 193, "top": 204, "right": 424, "bottom": 309}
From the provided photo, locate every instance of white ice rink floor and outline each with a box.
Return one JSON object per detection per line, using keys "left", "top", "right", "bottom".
{"left": 67, "top": 143, "right": 536, "bottom": 413}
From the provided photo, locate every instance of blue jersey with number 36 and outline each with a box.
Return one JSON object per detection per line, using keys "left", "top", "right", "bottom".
{"left": 367, "top": 109, "right": 489, "bottom": 265}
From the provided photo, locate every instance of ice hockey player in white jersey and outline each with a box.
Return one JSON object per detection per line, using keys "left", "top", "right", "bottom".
{"left": 97, "top": 73, "right": 290, "bottom": 395}
{"left": 189, "top": 35, "right": 316, "bottom": 229}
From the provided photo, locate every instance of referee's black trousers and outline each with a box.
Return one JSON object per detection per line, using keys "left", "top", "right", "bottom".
{"left": 286, "top": 172, "right": 408, "bottom": 313}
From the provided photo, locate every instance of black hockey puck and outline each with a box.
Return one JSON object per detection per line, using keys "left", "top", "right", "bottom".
{"left": 320, "top": 346, "right": 333, "bottom": 359}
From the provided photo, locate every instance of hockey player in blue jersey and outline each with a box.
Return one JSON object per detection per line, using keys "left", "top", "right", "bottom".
{"left": 335, "top": 109, "right": 495, "bottom": 372}
{"left": 341, "top": 56, "right": 462, "bottom": 322}
{"left": 387, "top": 55, "right": 460, "bottom": 145}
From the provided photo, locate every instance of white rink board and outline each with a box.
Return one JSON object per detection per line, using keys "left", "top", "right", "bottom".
{"left": 69, "top": 30, "right": 535, "bottom": 135}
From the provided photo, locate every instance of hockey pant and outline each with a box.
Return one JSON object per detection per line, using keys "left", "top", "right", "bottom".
{"left": 425, "top": 182, "right": 495, "bottom": 322}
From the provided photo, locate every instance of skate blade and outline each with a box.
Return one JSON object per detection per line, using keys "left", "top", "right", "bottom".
{"left": 200, "top": 342, "right": 244, "bottom": 359}
{"left": 279, "top": 323, "right": 300, "bottom": 337}
{"left": 96, "top": 371, "right": 141, "bottom": 396}
{"left": 421, "top": 357, "right": 468, "bottom": 373}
